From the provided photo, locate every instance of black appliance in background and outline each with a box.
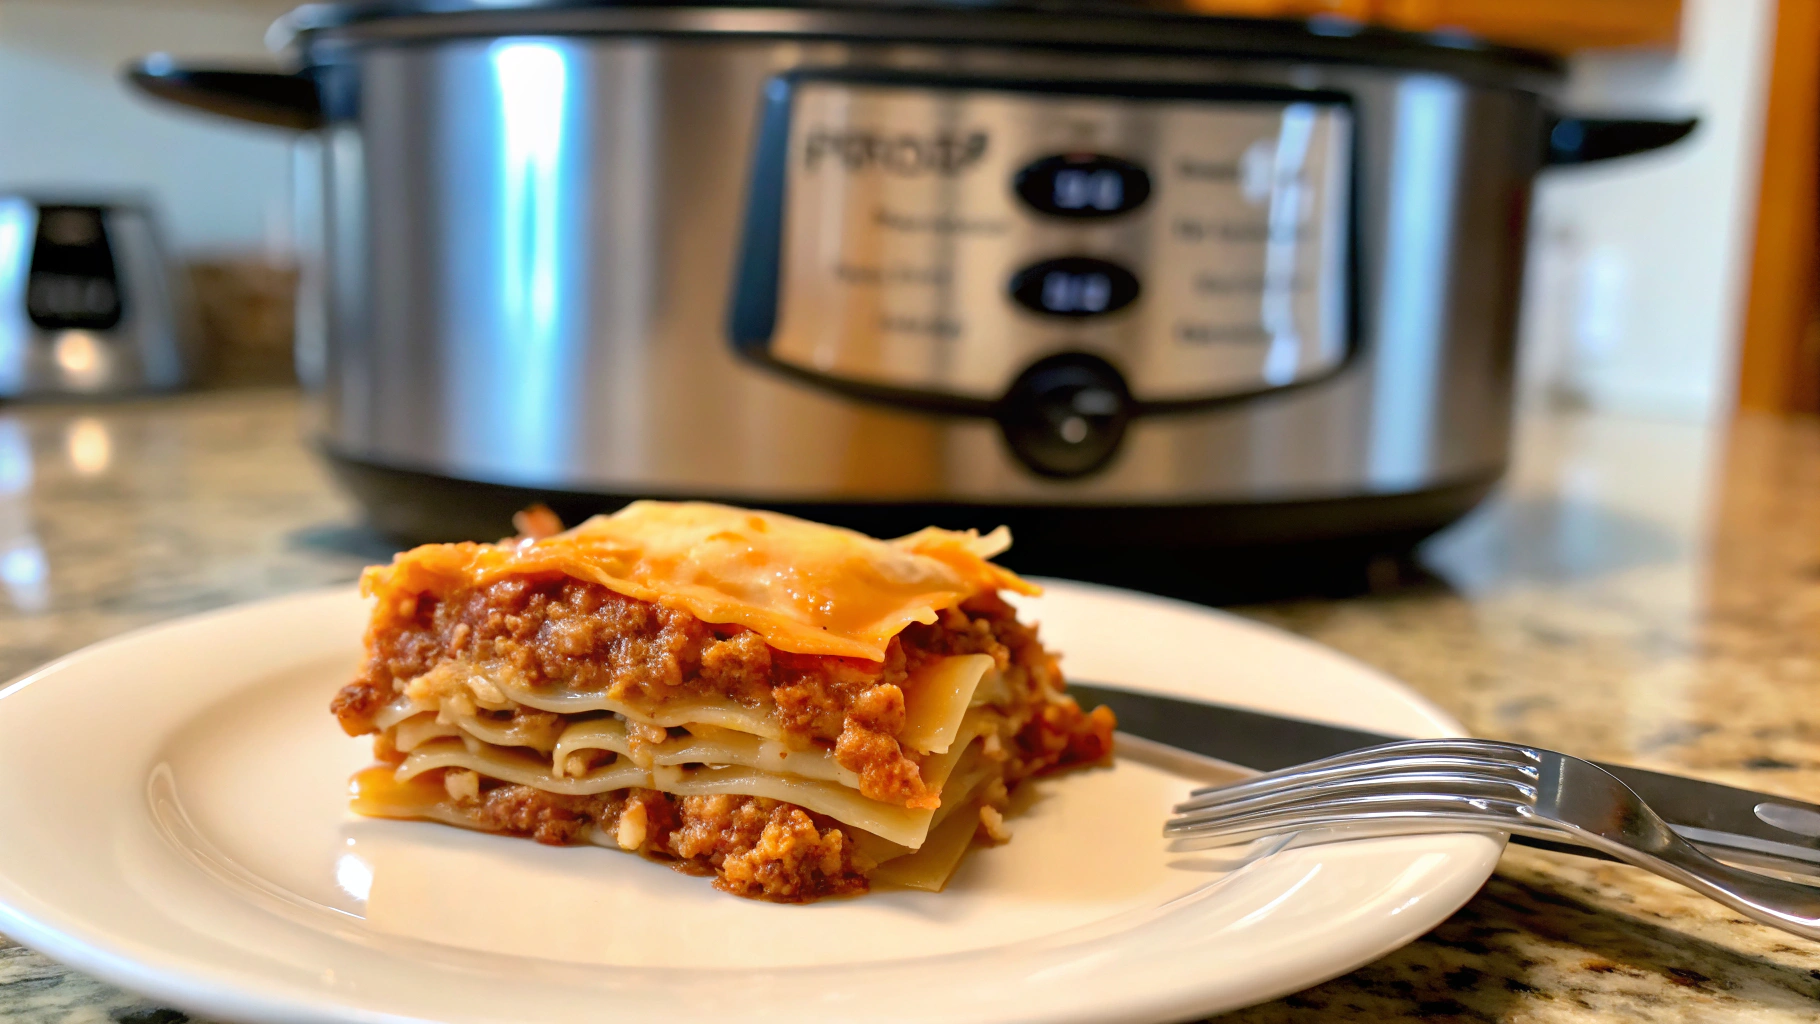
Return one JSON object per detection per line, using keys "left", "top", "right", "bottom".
{"left": 1, "top": 196, "right": 192, "bottom": 397}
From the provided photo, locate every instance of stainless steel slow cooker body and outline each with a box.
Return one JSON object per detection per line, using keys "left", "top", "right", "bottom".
{"left": 133, "top": 2, "right": 1692, "bottom": 560}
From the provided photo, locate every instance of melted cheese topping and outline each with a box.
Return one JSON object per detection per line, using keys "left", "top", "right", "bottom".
{"left": 361, "top": 500, "right": 1037, "bottom": 659}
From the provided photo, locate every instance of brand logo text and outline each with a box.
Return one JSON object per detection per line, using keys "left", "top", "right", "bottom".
{"left": 802, "top": 129, "right": 989, "bottom": 175}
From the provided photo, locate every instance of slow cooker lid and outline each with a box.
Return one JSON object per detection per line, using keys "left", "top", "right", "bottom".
{"left": 276, "top": 0, "right": 1562, "bottom": 86}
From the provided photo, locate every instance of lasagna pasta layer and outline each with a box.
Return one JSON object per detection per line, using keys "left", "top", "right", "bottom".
{"left": 333, "top": 502, "right": 1114, "bottom": 901}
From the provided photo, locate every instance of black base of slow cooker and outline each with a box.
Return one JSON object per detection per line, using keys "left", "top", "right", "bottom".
{"left": 324, "top": 450, "right": 1500, "bottom": 604}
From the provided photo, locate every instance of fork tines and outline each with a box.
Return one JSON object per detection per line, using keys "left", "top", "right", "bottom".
{"left": 1164, "top": 738, "right": 1546, "bottom": 845}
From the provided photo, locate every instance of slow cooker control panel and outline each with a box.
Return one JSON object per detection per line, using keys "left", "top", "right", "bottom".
{"left": 729, "top": 71, "right": 1353, "bottom": 478}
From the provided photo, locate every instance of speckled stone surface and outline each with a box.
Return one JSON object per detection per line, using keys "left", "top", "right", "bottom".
{"left": 1, "top": 391, "right": 1818, "bottom": 1022}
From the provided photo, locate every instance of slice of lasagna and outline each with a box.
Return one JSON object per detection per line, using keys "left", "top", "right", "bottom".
{"left": 331, "top": 501, "right": 1114, "bottom": 901}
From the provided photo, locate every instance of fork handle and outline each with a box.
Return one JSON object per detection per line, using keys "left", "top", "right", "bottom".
{"left": 1554, "top": 822, "right": 1820, "bottom": 940}
{"left": 1174, "top": 814, "right": 1820, "bottom": 941}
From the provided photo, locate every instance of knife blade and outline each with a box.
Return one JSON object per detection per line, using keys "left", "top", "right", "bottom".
{"left": 1070, "top": 682, "right": 1820, "bottom": 879}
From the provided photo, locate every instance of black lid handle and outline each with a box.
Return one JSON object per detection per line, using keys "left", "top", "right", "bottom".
{"left": 1547, "top": 115, "right": 1697, "bottom": 166}
{"left": 125, "top": 55, "right": 322, "bottom": 130}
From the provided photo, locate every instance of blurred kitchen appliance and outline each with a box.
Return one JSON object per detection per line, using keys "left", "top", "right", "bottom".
{"left": 130, "top": 0, "right": 1693, "bottom": 573}
{"left": 0, "top": 197, "right": 192, "bottom": 397}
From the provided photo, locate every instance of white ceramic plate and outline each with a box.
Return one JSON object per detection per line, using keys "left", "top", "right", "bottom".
{"left": 0, "top": 580, "right": 1500, "bottom": 1023}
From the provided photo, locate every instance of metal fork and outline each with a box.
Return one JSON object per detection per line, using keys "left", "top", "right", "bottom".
{"left": 1164, "top": 738, "right": 1820, "bottom": 941}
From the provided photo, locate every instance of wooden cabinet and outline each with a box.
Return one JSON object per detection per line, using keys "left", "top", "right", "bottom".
{"left": 1183, "top": 0, "right": 1683, "bottom": 53}
{"left": 1738, "top": 0, "right": 1820, "bottom": 414}
{"left": 1375, "top": 0, "right": 1682, "bottom": 51}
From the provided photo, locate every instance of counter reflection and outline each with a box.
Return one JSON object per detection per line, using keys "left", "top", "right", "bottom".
{"left": 0, "top": 416, "right": 45, "bottom": 613}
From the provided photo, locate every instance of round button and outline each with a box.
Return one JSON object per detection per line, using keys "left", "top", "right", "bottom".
{"left": 1014, "top": 154, "right": 1152, "bottom": 218}
{"left": 996, "top": 353, "right": 1132, "bottom": 479}
{"left": 1008, "top": 257, "right": 1141, "bottom": 318}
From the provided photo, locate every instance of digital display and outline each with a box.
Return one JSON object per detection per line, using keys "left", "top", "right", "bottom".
{"left": 1010, "top": 257, "right": 1140, "bottom": 317}
{"left": 26, "top": 206, "right": 121, "bottom": 332}
{"left": 1051, "top": 168, "right": 1124, "bottom": 212}
{"left": 1041, "top": 270, "right": 1112, "bottom": 313}
{"left": 1014, "top": 154, "right": 1151, "bottom": 218}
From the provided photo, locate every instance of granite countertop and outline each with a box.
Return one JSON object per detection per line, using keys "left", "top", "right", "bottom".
{"left": 2, "top": 389, "right": 1818, "bottom": 1022}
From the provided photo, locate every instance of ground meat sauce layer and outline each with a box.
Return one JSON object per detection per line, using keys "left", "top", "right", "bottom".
{"left": 334, "top": 573, "right": 1115, "bottom": 901}
{"left": 331, "top": 576, "right": 1095, "bottom": 806}
{"left": 475, "top": 787, "right": 868, "bottom": 902}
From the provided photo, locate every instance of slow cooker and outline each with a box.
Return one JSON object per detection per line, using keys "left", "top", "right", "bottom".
{"left": 132, "top": 0, "right": 1692, "bottom": 584}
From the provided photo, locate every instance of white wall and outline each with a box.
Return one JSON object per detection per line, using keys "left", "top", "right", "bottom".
{"left": 0, "top": 0, "right": 295, "bottom": 257}
{"left": 1518, "top": 0, "right": 1777, "bottom": 421}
